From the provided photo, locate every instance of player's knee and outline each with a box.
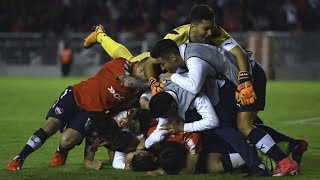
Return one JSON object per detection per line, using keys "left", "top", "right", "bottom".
{"left": 43, "top": 117, "right": 64, "bottom": 136}
{"left": 60, "top": 129, "right": 82, "bottom": 148}
{"left": 207, "top": 161, "right": 224, "bottom": 173}
{"left": 237, "top": 114, "right": 255, "bottom": 137}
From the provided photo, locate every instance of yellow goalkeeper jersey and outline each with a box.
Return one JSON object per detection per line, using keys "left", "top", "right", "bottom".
{"left": 164, "top": 24, "right": 231, "bottom": 47}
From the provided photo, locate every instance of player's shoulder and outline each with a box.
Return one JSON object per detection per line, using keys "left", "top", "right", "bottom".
{"left": 212, "top": 26, "right": 232, "bottom": 46}
{"left": 165, "top": 24, "right": 190, "bottom": 37}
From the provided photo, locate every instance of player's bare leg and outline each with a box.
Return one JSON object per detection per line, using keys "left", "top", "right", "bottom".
{"left": 237, "top": 112, "right": 299, "bottom": 176}
{"left": 8, "top": 117, "right": 63, "bottom": 171}
{"left": 51, "top": 128, "right": 83, "bottom": 166}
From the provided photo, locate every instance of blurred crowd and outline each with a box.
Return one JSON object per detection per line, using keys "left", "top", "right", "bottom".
{"left": 1, "top": 0, "right": 319, "bottom": 38}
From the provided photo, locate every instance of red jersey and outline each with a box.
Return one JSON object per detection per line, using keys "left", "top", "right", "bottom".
{"left": 147, "top": 123, "right": 202, "bottom": 155}
{"left": 73, "top": 58, "right": 139, "bottom": 112}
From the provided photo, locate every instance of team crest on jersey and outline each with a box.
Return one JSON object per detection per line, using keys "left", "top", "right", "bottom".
{"left": 55, "top": 107, "right": 64, "bottom": 115}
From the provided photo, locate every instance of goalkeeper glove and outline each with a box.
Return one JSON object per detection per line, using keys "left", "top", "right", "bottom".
{"left": 235, "top": 71, "right": 257, "bottom": 106}
{"left": 149, "top": 77, "right": 164, "bottom": 96}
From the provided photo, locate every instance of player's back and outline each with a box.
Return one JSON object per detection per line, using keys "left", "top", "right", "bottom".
{"left": 73, "top": 58, "right": 138, "bottom": 112}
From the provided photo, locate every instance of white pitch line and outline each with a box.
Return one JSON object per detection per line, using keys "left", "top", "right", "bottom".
{"left": 284, "top": 116, "right": 320, "bottom": 124}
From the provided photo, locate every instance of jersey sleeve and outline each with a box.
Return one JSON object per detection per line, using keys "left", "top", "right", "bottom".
{"left": 164, "top": 24, "right": 191, "bottom": 46}
{"left": 212, "top": 26, "right": 232, "bottom": 46}
{"left": 183, "top": 132, "right": 202, "bottom": 155}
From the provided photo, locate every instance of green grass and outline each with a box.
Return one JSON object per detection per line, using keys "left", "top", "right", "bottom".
{"left": 0, "top": 77, "right": 320, "bottom": 179}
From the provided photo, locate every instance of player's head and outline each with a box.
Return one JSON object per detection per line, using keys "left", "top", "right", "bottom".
{"left": 157, "top": 141, "right": 186, "bottom": 174}
{"left": 87, "top": 113, "right": 121, "bottom": 143}
{"left": 149, "top": 91, "right": 178, "bottom": 118}
{"left": 132, "top": 57, "right": 148, "bottom": 80}
{"left": 125, "top": 150, "right": 157, "bottom": 171}
{"left": 190, "top": 4, "right": 215, "bottom": 43}
{"left": 150, "top": 39, "right": 184, "bottom": 73}
{"left": 128, "top": 108, "right": 153, "bottom": 136}
{"left": 111, "top": 131, "right": 140, "bottom": 153}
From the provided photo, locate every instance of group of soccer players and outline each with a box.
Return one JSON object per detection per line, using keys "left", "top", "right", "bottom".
{"left": 8, "top": 4, "right": 308, "bottom": 177}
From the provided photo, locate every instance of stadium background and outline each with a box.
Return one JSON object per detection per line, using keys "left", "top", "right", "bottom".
{"left": 0, "top": 0, "right": 320, "bottom": 79}
{"left": 0, "top": 0, "right": 320, "bottom": 179}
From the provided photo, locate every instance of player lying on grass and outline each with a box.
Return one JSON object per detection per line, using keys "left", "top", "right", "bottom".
{"left": 128, "top": 77, "right": 270, "bottom": 176}
{"left": 7, "top": 56, "right": 149, "bottom": 171}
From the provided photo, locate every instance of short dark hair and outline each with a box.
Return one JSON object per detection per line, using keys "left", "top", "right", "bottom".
{"left": 87, "top": 113, "right": 120, "bottom": 141}
{"left": 111, "top": 131, "right": 139, "bottom": 153}
{"left": 132, "top": 153, "right": 158, "bottom": 171}
{"left": 150, "top": 39, "right": 180, "bottom": 59}
{"left": 157, "top": 141, "right": 186, "bottom": 174}
{"left": 149, "top": 92, "right": 177, "bottom": 118}
{"left": 128, "top": 109, "right": 152, "bottom": 136}
{"left": 190, "top": 4, "right": 214, "bottom": 23}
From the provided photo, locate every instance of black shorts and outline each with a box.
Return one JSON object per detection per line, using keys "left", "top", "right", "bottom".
{"left": 46, "top": 86, "right": 89, "bottom": 136}
{"left": 201, "top": 129, "right": 229, "bottom": 154}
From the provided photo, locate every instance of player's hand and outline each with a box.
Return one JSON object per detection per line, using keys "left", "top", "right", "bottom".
{"left": 85, "top": 160, "right": 104, "bottom": 170}
{"left": 117, "top": 118, "right": 128, "bottom": 128}
{"left": 236, "top": 71, "right": 257, "bottom": 106}
{"left": 149, "top": 77, "right": 164, "bottom": 96}
{"left": 145, "top": 169, "right": 166, "bottom": 176}
{"left": 160, "top": 121, "right": 183, "bottom": 135}
{"left": 161, "top": 72, "right": 174, "bottom": 81}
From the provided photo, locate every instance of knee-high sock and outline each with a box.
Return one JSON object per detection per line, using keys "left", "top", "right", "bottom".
{"left": 97, "top": 33, "right": 133, "bottom": 60}
{"left": 247, "top": 128, "right": 287, "bottom": 162}
{"left": 221, "top": 153, "right": 246, "bottom": 172}
{"left": 255, "top": 124, "right": 298, "bottom": 148}
{"left": 57, "top": 145, "right": 73, "bottom": 156}
{"left": 18, "top": 128, "right": 49, "bottom": 158}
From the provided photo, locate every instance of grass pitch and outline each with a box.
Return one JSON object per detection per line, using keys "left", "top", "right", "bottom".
{"left": 0, "top": 77, "right": 320, "bottom": 180}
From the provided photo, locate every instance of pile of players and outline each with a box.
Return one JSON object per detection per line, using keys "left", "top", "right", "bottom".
{"left": 7, "top": 4, "right": 308, "bottom": 177}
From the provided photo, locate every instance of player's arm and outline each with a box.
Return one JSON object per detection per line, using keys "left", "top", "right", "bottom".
{"left": 179, "top": 154, "right": 199, "bottom": 174}
{"left": 118, "top": 74, "right": 149, "bottom": 88}
{"left": 145, "top": 118, "right": 169, "bottom": 149}
{"left": 84, "top": 137, "right": 103, "bottom": 170}
{"left": 221, "top": 38, "right": 249, "bottom": 71}
{"left": 184, "top": 92, "right": 219, "bottom": 132}
{"left": 220, "top": 35, "right": 257, "bottom": 106}
{"left": 170, "top": 58, "right": 209, "bottom": 94}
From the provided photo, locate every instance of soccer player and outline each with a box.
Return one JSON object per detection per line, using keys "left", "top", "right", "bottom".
{"left": 150, "top": 39, "right": 299, "bottom": 176}
{"left": 83, "top": 5, "right": 256, "bottom": 105}
{"left": 82, "top": 115, "right": 120, "bottom": 169}
{"left": 7, "top": 57, "right": 149, "bottom": 171}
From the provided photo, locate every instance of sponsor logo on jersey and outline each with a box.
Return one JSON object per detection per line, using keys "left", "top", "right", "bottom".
{"left": 107, "top": 86, "right": 125, "bottom": 101}
{"left": 55, "top": 107, "right": 64, "bottom": 115}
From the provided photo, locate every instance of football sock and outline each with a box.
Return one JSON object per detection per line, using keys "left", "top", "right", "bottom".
{"left": 97, "top": 33, "right": 133, "bottom": 60}
{"left": 57, "top": 145, "right": 71, "bottom": 155}
{"left": 247, "top": 128, "right": 287, "bottom": 162}
{"left": 229, "top": 153, "right": 245, "bottom": 169}
{"left": 255, "top": 124, "right": 296, "bottom": 145}
{"left": 18, "top": 128, "right": 49, "bottom": 158}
